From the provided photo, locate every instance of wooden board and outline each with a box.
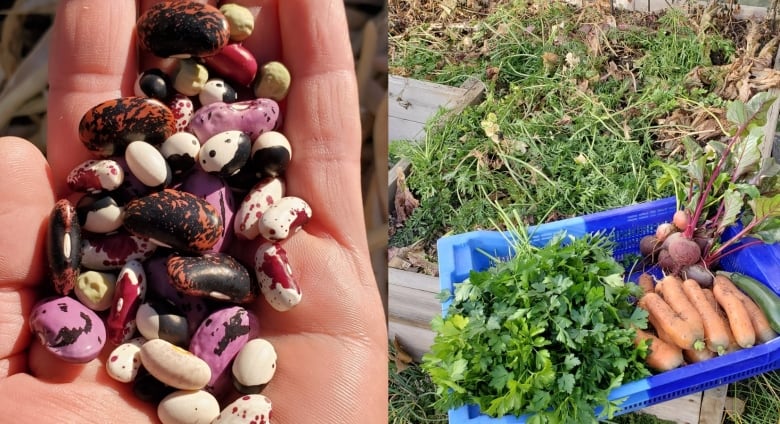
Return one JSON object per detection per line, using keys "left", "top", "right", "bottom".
{"left": 387, "top": 76, "right": 485, "bottom": 216}
{"left": 388, "top": 75, "right": 485, "bottom": 143}
{"left": 388, "top": 268, "right": 439, "bottom": 361}
{"left": 564, "top": 0, "right": 772, "bottom": 17}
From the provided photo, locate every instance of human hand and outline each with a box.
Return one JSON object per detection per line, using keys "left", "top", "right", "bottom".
{"left": 0, "top": 1, "right": 387, "bottom": 422}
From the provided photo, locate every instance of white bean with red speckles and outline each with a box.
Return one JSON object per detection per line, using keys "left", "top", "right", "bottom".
{"left": 106, "top": 337, "right": 146, "bottom": 383}
{"left": 167, "top": 94, "right": 194, "bottom": 132}
{"left": 212, "top": 394, "right": 272, "bottom": 424}
{"left": 233, "top": 177, "right": 285, "bottom": 240}
{"left": 254, "top": 242, "right": 301, "bottom": 312}
{"left": 66, "top": 159, "right": 124, "bottom": 193}
{"left": 257, "top": 196, "right": 311, "bottom": 241}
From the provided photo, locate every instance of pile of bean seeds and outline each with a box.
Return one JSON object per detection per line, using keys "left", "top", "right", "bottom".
{"left": 33, "top": 2, "right": 308, "bottom": 423}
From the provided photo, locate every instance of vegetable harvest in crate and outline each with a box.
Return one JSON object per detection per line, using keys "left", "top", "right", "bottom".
{"left": 423, "top": 92, "right": 780, "bottom": 423}
{"left": 631, "top": 92, "right": 780, "bottom": 370}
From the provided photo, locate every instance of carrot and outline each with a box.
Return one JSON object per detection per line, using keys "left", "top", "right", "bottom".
{"left": 702, "top": 288, "right": 719, "bottom": 312}
{"left": 713, "top": 275, "right": 755, "bottom": 349}
{"left": 683, "top": 347, "right": 716, "bottom": 364}
{"left": 714, "top": 274, "right": 777, "bottom": 343}
{"left": 637, "top": 273, "right": 655, "bottom": 296}
{"left": 681, "top": 279, "right": 731, "bottom": 355}
{"left": 654, "top": 275, "right": 706, "bottom": 350}
{"left": 635, "top": 328, "right": 684, "bottom": 371}
{"left": 638, "top": 292, "right": 704, "bottom": 351}
{"left": 703, "top": 288, "right": 741, "bottom": 353}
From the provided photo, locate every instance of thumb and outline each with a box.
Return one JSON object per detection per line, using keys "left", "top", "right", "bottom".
{"left": 0, "top": 137, "right": 55, "bottom": 287}
{"left": 0, "top": 136, "right": 56, "bottom": 378}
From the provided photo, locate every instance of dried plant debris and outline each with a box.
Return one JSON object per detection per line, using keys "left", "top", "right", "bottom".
{"left": 390, "top": 1, "right": 780, "bottom": 250}
{"left": 392, "top": 167, "right": 420, "bottom": 230}
{"left": 0, "top": 0, "right": 56, "bottom": 151}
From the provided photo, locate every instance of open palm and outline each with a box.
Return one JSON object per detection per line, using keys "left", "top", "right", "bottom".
{"left": 0, "top": 0, "right": 387, "bottom": 422}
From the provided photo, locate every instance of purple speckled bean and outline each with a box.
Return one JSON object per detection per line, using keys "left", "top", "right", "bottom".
{"left": 29, "top": 296, "right": 106, "bottom": 363}
{"left": 187, "top": 98, "right": 280, "bottom": 143}
{"left": 180, "top": 170, "right": 236, "bottom": 252}
{"left": 189, "top": 306, "right": 259, "bottom": 397}
{"left": 107, "top": 260, "right": 147, "bottom": 345}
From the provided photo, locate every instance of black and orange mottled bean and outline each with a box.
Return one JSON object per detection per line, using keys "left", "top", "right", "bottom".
{"left": 166, "top": 253, "right": 257, "bottom": 304}
{"left": 78, "top": 97, "right": 176, "bottom": 157}
{"left": 137, "top": 1, "right": 229, "bottom": 58}
{"left": 123, "top": 189, "right": 223, "bottom": 253}
{"left": 47, "top": 199, "right": 82, "bottom": 295}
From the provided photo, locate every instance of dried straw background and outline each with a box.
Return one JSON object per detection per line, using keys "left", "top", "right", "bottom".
{"left": 0, "top": 0, "right": 389, "bottom": 315}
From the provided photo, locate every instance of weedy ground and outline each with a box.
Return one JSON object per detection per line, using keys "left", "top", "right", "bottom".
{"left": 388, "top": 1, "right": 780, "bottom": 423}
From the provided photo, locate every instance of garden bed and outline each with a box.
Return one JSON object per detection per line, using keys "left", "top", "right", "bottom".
{"left": 388, "top": 1, "right": 780, "bottom": 423}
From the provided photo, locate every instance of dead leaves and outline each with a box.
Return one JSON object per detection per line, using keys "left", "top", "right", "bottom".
{"left": 392, "top": 167, "right": 419, "bottom": 231}
{"left": 390, "top": 336, "right": 414, "bottom": 372}
{"left": 388, "top": 242, "right": 439, "bottom": 276}
{"left": 657, "top": 19, "right": 780, "bottom": 156}
{"left": 389, "top": 167, "right": 438, "bottom": 275}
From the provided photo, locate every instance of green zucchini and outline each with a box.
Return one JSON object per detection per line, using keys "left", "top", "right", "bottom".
{"left": 717, "top": 271, "right": 780, "bottom": 334}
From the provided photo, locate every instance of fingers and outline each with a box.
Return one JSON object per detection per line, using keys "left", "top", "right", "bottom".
{"left": 47, "top": 0, "right": 139, "bottom": 197}
{"left": 278, "top": 0, "right": 366, "bottom": 249}
{"left": 0, "top": 137, "right": 55, "bottom": 374}
{"left": 0, "top": 373, "right": 156, "bottom": 423}
{"left": 0, "top": 137, "right": 55, "bottom": 286}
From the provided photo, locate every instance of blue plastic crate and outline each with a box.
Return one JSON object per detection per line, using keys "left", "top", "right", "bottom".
{"left": 436, "top": 197, "right": 780, "bottom": 423}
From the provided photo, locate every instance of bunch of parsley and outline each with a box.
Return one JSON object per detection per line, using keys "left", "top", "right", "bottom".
{"left": 423, "top": 230, "right": 651, "bottom": 423}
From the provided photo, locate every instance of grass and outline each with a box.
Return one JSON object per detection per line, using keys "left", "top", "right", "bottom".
{"left": 389, "top": 2, "right": 736, "bottom": 249}
{"left": 389, "top": 344, "right": 449, "bottom": 424}
{"left": 728, "top": 371, "right": 780, "bottom": 423}
{"left": 389, "top": 1, "right": 780, "bottom": 423}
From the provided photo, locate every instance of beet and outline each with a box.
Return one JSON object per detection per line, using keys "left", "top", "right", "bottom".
{"left": 639, "top": 235, "right": 660, "bottom": 259}
{"left": 672, "top": 209, "right": 689, "bottom": 231}
{"left": 655, "top": 223, "right": 676, "bottom": 242}
{"left": 657, "top": 248, "right": 675, "bottom": 270}
{"left": 661, "top": 231, "right": 682, "bottom": 250}
{"left": 682, "top": 264, "right": 713, "bottom": 288}
{"left": 667, "top": 236, "right": 701, "bottom": 267}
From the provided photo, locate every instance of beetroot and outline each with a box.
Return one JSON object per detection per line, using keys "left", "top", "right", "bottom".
{"left": 639, "top": 235, "right": 660, "bottom": 259}
{"left": 667, "top": 236, "right": 701, "bottom": 267}
{"left": 681, "top": 264, "right": 713, "bottom": 288}
{"left": 655, "top": 223, "right": 676, "bottom": 242}
{"left": 672, "top": 210, "right": 689, "bottom": 231}
{"left": 656, "top": 249, "right": 675, "bottom": 271}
